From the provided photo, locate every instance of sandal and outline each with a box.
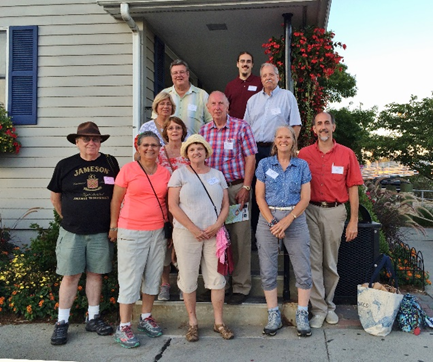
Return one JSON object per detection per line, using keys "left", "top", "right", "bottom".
{"left": 186, "top": 325, "right": 199, "bottom": 342}
{"left": 213, "top": 323, "right": 234, "bottom": 340}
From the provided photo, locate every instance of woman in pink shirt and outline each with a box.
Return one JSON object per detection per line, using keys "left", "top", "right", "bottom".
{"left": 109, "top": 131, "right": 171, "bottom": 349}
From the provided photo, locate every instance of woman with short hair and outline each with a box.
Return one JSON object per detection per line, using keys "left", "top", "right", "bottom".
{"left": 109, "top": 131, "right": 171, "bottom": 349}
{"left": 168, "top": 134, "right": 234, "bottom": 342}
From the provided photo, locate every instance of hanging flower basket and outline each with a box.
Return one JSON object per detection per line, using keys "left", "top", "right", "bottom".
{"left": 0, "top": 106, "right": 21, "bottom": 154}
{"left": 262, "top": 26, "right": 346, "bottom": 148}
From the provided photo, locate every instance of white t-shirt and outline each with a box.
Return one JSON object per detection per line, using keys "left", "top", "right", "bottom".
{"left": 168, "top": 166, "right": 228, "bottom": 230}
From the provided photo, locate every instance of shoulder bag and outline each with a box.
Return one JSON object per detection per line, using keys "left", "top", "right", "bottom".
{"left": 189, "top": 165, "right": 234, "bottom": 276}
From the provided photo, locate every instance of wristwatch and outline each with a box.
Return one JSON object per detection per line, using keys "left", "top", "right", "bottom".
{"left": 242, "top": 185, "right": 251, "bottom": 191}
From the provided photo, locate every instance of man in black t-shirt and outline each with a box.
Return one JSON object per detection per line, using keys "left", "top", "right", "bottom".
{"left": 47, "top": 122, "right": 120, "bottom": 346}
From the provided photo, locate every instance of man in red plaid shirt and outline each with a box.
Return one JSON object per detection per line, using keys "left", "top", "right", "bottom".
{"left": 199, "top": 91, "right": 257, "bottom": 304}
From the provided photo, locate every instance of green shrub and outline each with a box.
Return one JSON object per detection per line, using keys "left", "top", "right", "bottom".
{"left": 0, "top": 211, "right": 118, "bottom": 321}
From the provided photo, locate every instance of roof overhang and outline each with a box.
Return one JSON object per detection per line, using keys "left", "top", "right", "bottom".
{"left": 98, "top": 0, "right": 332, "bottom": 91}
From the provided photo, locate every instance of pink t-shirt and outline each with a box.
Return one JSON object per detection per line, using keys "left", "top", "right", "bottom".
{"left": 115, "top": 162, "right": 170, "bottom": 230}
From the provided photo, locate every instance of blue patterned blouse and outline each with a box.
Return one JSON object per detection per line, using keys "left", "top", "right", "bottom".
{"left": 255, "top": 155, "right": 311, "bottom": 207}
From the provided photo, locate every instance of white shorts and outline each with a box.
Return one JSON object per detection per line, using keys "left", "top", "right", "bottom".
{"left": 117, "top": 228, "right": 166, "bottom": 304}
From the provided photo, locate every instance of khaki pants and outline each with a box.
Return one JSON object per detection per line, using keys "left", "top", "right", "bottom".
{"left": 306, "top": 204, "right": 346, "bottom": 316}
{"left": 225, "top": 183, "right": 252, "bottom": 295}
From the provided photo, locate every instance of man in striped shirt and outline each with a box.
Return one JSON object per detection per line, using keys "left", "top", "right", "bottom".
{"left": 200, "top": 91, "right": 257, "bottom": 305}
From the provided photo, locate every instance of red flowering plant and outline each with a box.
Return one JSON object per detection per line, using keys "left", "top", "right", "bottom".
{"left": 262, "top": 26, "right": 346, "bottom": 148}
{"left": 0, "top": 105, "right": 21, "bottom": 154}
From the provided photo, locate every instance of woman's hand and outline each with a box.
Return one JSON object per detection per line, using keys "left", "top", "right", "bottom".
{"left": 203, "top": 222, "right": 222, "bottom": 238}
{"left": 190, "top": 225, "right": 210, "bottom": 242}
{"left": 108, "top": 229, "right": 118, "bottom": 242}
{"left": 167, "top": 238, "right": 173, "bottom": 248}
{"left": 270, "top": 219, "right": 291, "bottom": 239}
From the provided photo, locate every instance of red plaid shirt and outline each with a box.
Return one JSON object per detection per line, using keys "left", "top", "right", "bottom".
{"left": 199, "top": 116, "right": 257, "bottom": 182}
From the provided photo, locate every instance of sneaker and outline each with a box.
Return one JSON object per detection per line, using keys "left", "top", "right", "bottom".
{"left": 310, "top": 314, "right": 326, "bottom": 329}
{"left": 158, "top": 284, "right": 170, "bottom": 301}
{"left": 137, "top": 315, "right": 163, "bottom": 338}
{"left": 263, "top": 309, "right": 282, "bottom": 336}
{"left": 114, "top": 325, "right": 140, "bottom": 349}
{"left": 326, "top": 310, "right": 339, "bottom": 325}
{"left": 296, "top": 310, "right": 312, "bottom": 337}
{"left": 85, "top": 314, "right": 114, "bottom": 335}
{"left": 51, "top": 320, "right": 69, "bottom": 345}
{"left": 179, "top": 290, "right": 184, "bottom": 301}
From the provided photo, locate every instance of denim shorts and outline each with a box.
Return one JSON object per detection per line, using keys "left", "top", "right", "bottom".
{"left": 55, "top": 227, "right": 113, "bottom": 276}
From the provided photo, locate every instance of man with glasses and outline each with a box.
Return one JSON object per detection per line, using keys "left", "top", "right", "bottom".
{"left": 159, "top": 59, "right": 212, "bottom": 134}
{"left": 47, "top": 122, "right": 120, "bottom": 345}
{"left": 224, "top": 51, "right": 262, "bottom": 119}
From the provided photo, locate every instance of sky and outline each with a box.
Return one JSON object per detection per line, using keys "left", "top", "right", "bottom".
{"left": 327, "top": 0, "right": 433, "bottom": 112}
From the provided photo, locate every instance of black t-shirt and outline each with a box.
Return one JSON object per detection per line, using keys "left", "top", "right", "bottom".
{"left": 47, "top": 153, "right": 120, "bottom": 235}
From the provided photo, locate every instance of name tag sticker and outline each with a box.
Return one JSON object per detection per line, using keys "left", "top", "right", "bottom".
{"left": 224, "top": 140, "right": 234, "bottom": 150}
{"left": 104, "top": 176, "right": 115, "bottom": 185}
{"left": 248, "top": 85, "right": 257, "bottom": 91}
{"left": 331, "top": 163, "right": 344, "bottom": 174}
{"left": 266, "top": 169, "right": 279, "bottom": 179}
{"left": 208, "top": 177, "right": 220, "bottom": 185}
{"left": 188, "top": 104, "right": 197, "bottom": 112}
{"left": 271, "top": 107, "right": 281, "bottom": 115}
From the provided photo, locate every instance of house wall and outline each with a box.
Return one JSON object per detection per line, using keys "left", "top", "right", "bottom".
{"left": 0, "top": 0, "right": 153, "bottom": 241}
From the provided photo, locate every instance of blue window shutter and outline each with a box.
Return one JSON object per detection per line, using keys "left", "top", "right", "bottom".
{"left": 154, "top": 36, "right": 165, "bottom": 96}
{"left": 8, "top": 26, "right": 38, "bottom": 125}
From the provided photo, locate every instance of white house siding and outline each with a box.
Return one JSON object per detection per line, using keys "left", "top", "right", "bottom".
{"left": 0, "top": 0, "right": 149, "bottom": 240}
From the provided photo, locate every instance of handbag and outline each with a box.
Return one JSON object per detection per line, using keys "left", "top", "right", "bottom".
{"left": 357, "top": 254, "right": 403, "bottom": 337}
{"left": 189, "top": 165, "right": 234, "bottom": 276}
{"left": 396, "top": 293, "right": 433, "bottom": 335}
{"left": 136, "top": 161, "right": 172, "bottom": 239}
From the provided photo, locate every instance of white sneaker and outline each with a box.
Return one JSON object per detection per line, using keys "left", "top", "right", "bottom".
{"left": 310, "top": 315, "right": 326, "bottom": 329}
{"left": 326, "top": 311, "right": 339, "bottom": 325}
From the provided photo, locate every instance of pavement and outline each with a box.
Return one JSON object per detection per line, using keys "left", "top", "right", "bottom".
{"left": 1, "top": 228, "right": 432, "bottom": 362}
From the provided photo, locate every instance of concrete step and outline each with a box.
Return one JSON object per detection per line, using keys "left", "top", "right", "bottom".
{"left": 162, "top": 271, "right": 298, "bottom": 299}
{"left": 133, "top": 300, "right": 299, "bottom": 327}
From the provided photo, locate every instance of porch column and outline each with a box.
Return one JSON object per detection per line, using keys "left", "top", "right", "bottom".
{"left": 283, "top": 13, "right": 293, "bottom": 92}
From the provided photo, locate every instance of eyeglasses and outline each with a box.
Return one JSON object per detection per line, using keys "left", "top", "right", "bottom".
{"left": 81, "top": 136, "right": 101, "bottom": 143}
{"left": 141, "top": 143, "right": 160, "bottom": 148}
{"left": 171, "top": 70, "right": 187, "bottom": 76}
{"left": 167, "top": 126, "right": 183, "bottom": 131}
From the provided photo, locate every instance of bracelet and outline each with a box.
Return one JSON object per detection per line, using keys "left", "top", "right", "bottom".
{"left": 291, "top": 213, "right": 297, "bottom": 219}
{"left": 110, "top": 227, "right": 118, "bottom": 232}
{"left": 267, "top": 218, "right": 278, "bottom": 228}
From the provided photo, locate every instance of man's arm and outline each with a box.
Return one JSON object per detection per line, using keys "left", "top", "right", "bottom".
{"left": 235, "top": 154, "right": 255, "bottom": 208}
{"left": 50, "top": 192, "right": 62, "bottom": 218}
{"left": 292, "top": 125, "right": 301, "bottom": 140}
{"left": 345, "top": 185, "right": 359, "bottom": 242}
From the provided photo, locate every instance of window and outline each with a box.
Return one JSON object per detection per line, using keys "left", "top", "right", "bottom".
{"left": 7, "top": 26, "right": 38, "bottom": 125}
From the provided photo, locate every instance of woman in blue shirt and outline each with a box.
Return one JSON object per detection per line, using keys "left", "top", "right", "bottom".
{"left": 255, "top": 125, "right": 312, "bottom": 337}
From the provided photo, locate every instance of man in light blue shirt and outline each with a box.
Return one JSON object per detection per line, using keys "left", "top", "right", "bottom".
{"left": 244, "top": 63, "right": 302, "bottom": 241}
{"left": 244, "top": 63, "right": 301, "bottom": 144}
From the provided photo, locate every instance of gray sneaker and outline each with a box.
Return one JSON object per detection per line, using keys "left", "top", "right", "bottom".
{"left": 114, "top": 325, "right": 140, "bottom": 349}
{"left": 263, "top": 309, "right": 282, "bottom": 336}
{"left": 296, "top": 310, "right": 312, "bottom": 337}
{"left": 157, "top": 284, "right": 170, "bottom": 301}
{"left": 137, "top": 315, "right": 163, "bottom": 338}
